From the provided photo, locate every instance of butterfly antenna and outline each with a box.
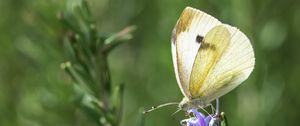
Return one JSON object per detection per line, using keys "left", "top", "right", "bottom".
{"left": 143, "top": 102, "right": 179, "bottom": 114}
{"left": 208, "top": 103, "right": 216, "bottom": 114}
{"left": 171, "top": 108, "right": 181, "bottom": 116}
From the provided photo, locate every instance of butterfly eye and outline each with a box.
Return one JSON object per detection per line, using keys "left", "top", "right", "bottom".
{"left": 196, "top": 35, "right": 203, "bottom": 43}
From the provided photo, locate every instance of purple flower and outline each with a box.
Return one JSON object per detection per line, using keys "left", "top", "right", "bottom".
{"left": 180, "top": 109, "right": 212, "bottom": 126}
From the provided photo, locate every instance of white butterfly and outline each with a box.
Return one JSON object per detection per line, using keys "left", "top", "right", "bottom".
{"left": 171, "top": 7, "right": 255, "bottom": 110}
{"left": 144, "top": 6, "right": 255, "bottom": 113}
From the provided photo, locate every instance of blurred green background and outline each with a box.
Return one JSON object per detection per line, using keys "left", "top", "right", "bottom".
{"left": 1, "top": 0, "right": 300, "bottom": 126}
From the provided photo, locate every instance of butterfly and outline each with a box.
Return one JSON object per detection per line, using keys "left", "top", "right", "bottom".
{"left": 144, "top": 6, "right": 255, "bottom": 113}
{"left": 172, "top": 6, "right": 255, "bottom": 111}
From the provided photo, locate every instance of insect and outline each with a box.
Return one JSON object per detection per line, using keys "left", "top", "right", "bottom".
{"left": 144, "top": 6, "right": 255, "bottom": 113}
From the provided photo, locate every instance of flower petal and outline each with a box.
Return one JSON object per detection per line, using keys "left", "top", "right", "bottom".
{"left": 187, "top": 109, "right": 206, "bottom": 126}
{"left": 204, "top": 116, "right": 211, "bottom": 126}
{"left": 181, "top": 117, "right": 199, "bottom": 126}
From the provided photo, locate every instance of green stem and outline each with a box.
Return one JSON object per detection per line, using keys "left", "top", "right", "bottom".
{"left": 96, "top": 53, "right": 111, "bottom": 103}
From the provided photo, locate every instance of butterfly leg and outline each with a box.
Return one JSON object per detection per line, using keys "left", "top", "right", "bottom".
{"left": 208, "top": 103, "right": 215, "bottom": 114}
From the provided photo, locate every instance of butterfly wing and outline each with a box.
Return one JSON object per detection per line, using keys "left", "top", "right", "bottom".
{"left": 189, "top": 25, "right": 230, "bottom": 97}
{"left": 171, "top": 7, "right": 221, "bottom": 98}
{"left": 189, "top": 24, "right": 255, "bottom": 102}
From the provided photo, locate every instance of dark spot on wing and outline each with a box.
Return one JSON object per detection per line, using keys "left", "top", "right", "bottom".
{"left": 196, "top": 35, "right": 203, "bottom": 43}
{"left": 200, "top": 41, "right": 216, "bottom": 51}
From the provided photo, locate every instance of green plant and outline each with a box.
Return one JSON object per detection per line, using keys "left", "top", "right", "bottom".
{"left": 59, "top": 0, "right": 136, "bottom": 125}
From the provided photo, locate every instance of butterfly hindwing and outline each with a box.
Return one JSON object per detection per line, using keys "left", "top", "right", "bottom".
{"left": 189, "top": 24, "right": 255, "bottom": 101}
{"left": 189, "top": 25, "right": 231, "bottom": 97}
{"left": 171, "top": 7, "right": 221, "bottom": 98}
{"left": 201, "top": 25, "right": 255, "bottom": 102}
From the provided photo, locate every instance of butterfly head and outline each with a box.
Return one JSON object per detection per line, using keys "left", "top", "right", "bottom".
{"left": 179, "top": 97, "right": 208, "bottom": 111}
{"left": 178, "top": 97, "right": 190, "bottom": 111}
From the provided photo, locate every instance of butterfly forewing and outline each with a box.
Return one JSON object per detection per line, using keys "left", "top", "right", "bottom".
{"left": 172, "top": 7, "right": 221, "bottom": 98}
